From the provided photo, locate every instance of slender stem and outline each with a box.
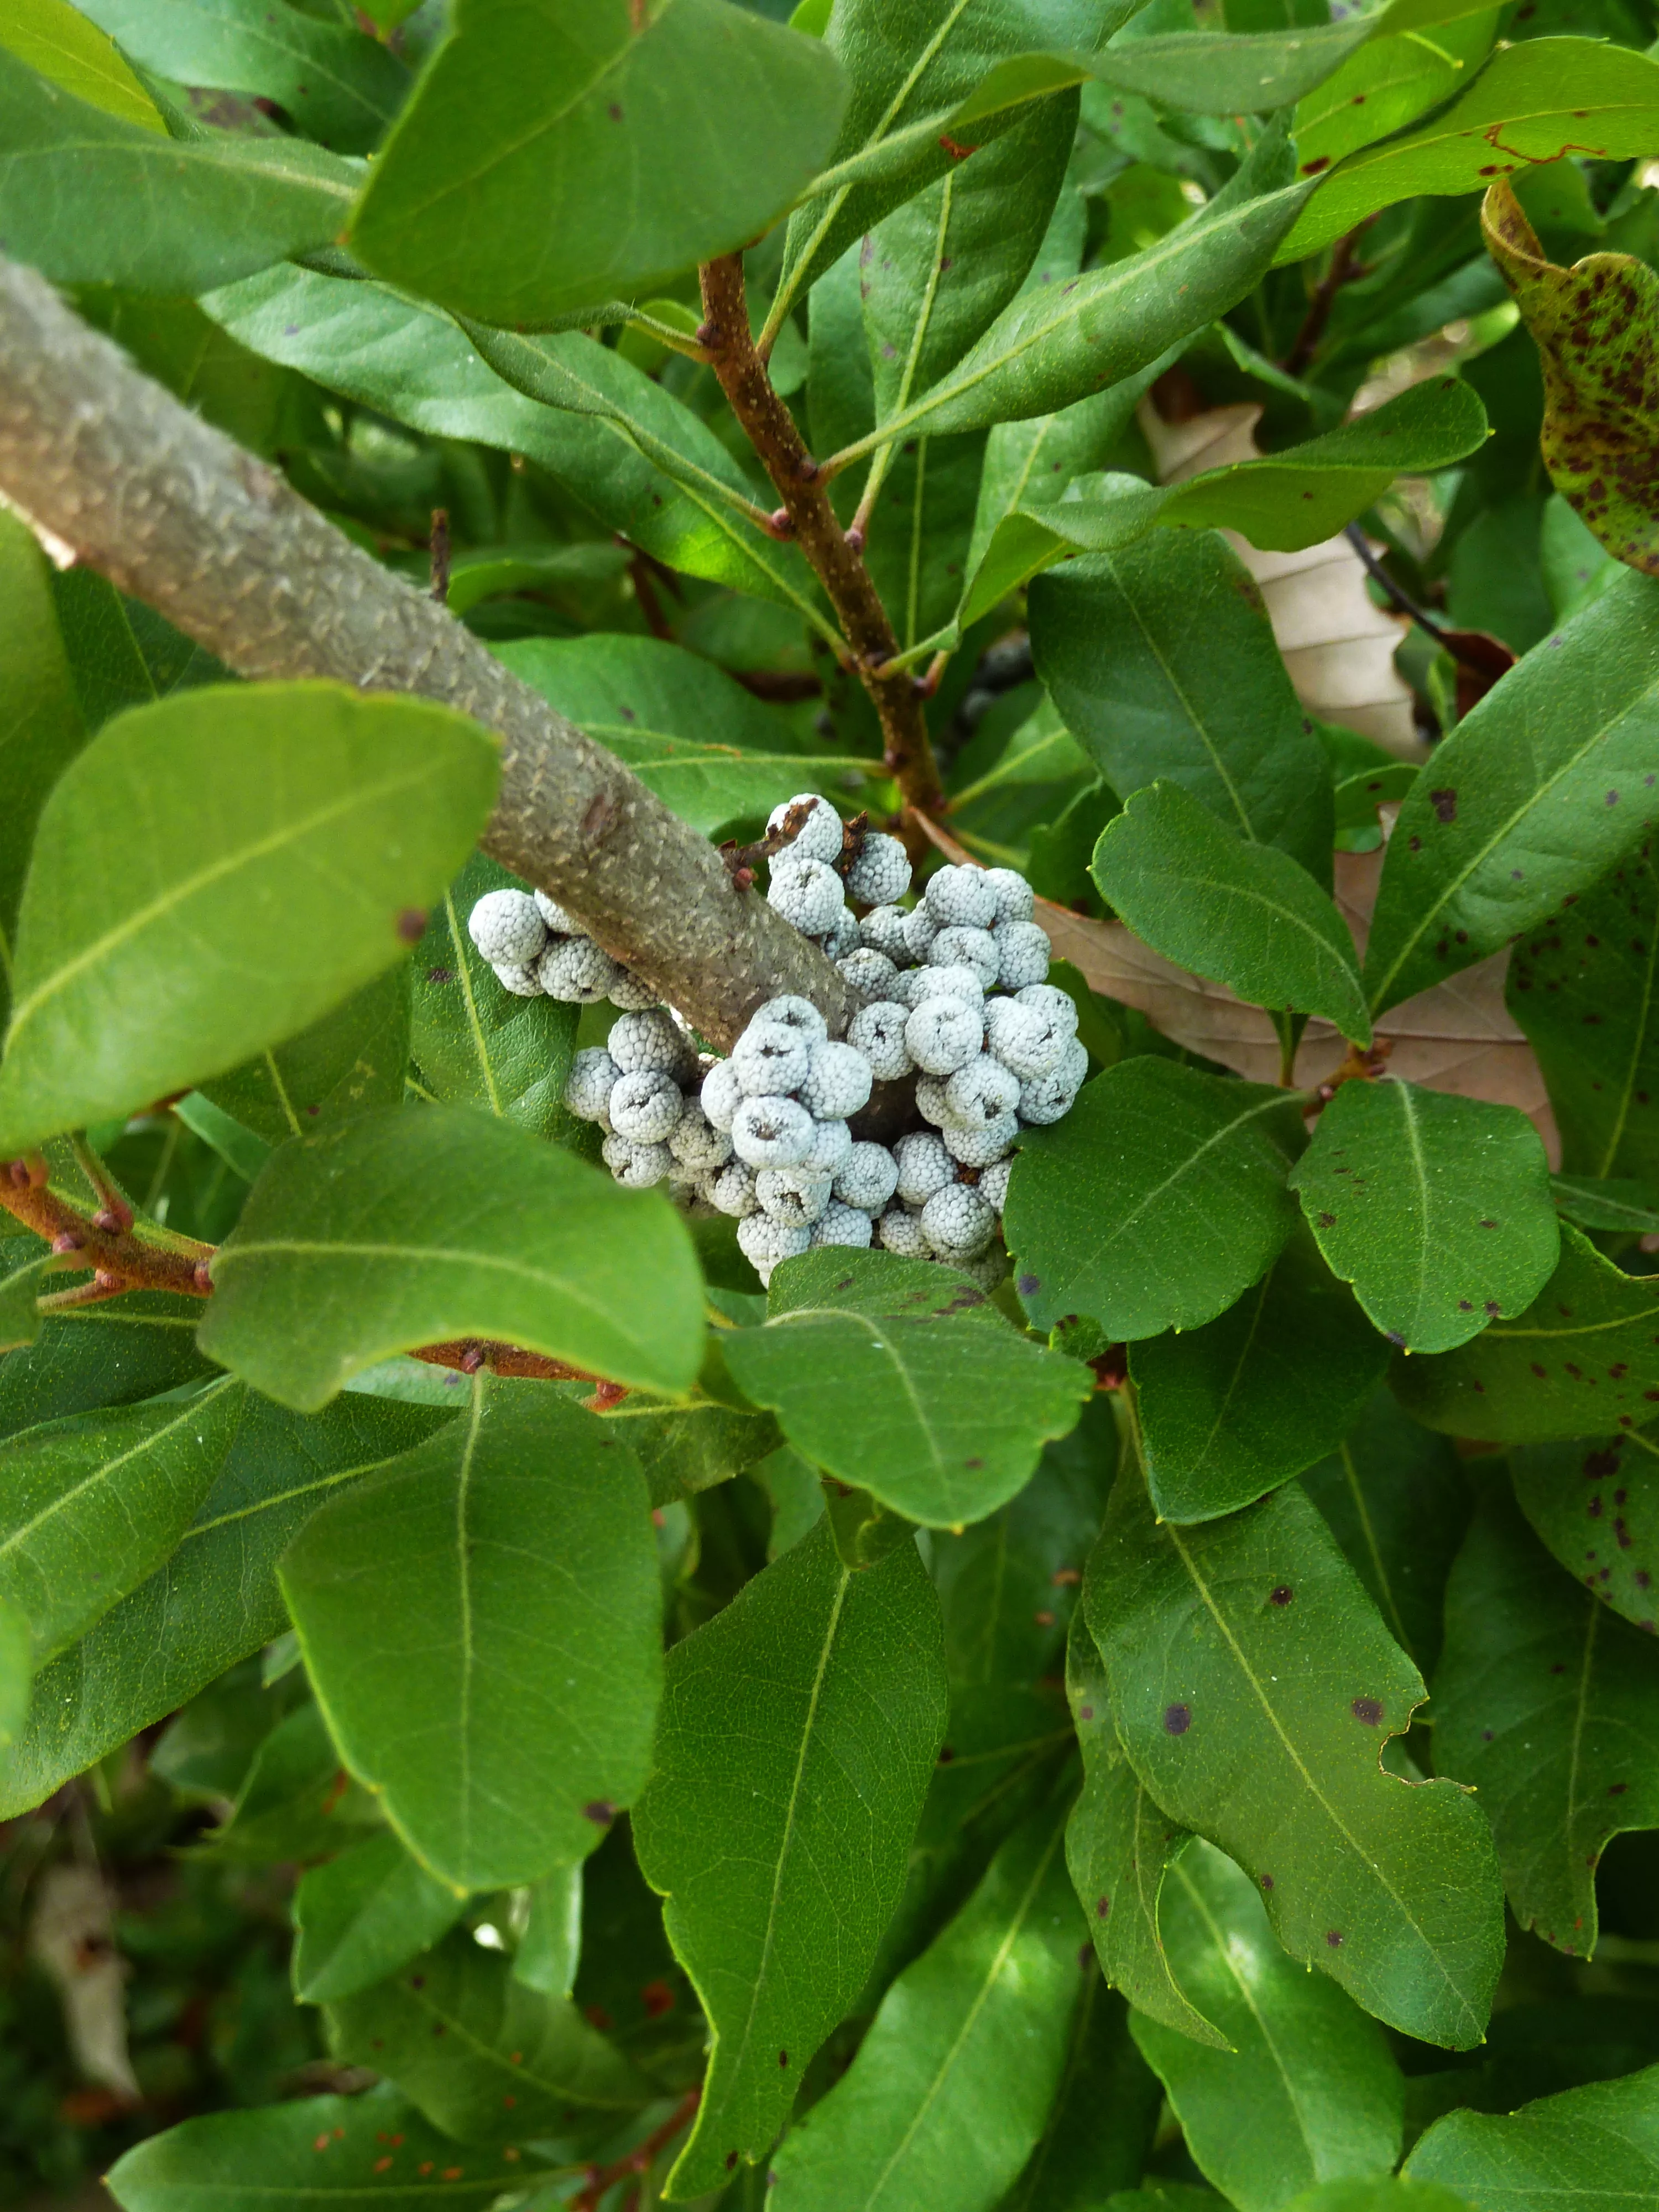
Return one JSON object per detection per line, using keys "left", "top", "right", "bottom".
{"left": 623, "top": 309, "right": 713, "bottom": 363}
{"left": 697, "top": 255, "right": 945, "bottom": 818}
{"left": 1281, "top": 220, "right": 1376, "bottom": 378}
{"left": 573, "top": 2088, "right": 701, "bottom": 2212}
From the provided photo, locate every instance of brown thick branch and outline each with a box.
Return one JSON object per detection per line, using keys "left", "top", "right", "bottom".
{"left": 697, "top": 255, "right": 945, "bottom": 822}
{"left": 0, "top": 255, "right": 847, "bottom": 1052}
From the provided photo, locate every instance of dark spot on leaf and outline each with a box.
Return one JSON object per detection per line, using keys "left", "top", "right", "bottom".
{"left": 397, "top": 908, "right": 426, "bottom": 942}
{"left": 1165, "top": 1703, "right": 1191, "bottom": 1735}
{"left": 727, "top": 2154, "right": 739, "bottom": 2172}
{"left": 1260, "top": 1873, "right": 1274, "bottom": 1890}
{"left": 1097, "top": 1896, "right": 1111, "bottom": 1917}
{"left": 1318, "top": 1211, "right": 1336, "bottom": 1228}
{"left": 779, "top": 2051, "right": 789, "bottom": 2067}
{"left": 1610, "top": 1781, "right": 1629, "bottom": 1794}
{"left": 1386, "top": 1331, "right": 1406, "bottom": 1347}
{"left": 608, "top": 102, "right": 623, "bottom": 121}
{"left": 1483, "top": 1728, "right": 1494, "bottom": 1740}
{"left": 1018, "top": 1274, "right": 1040, "bottom": 1295}
{"left": 964, "top": 1455, "right": 983, "bottom": 1469}
{"left": 583, "top": 1800, "right": 615, "bottom": 1825}
{"left": 1326, "top": 1930, "right": 1343, "bottom": 1947}
{"left": 938, "top": 1745, "right": 954, "bottom": 1763}
{"left": 1270, "top": 1585, "right": 1293, "bottom": 1606}
{"left": 1429, "top": 789, "right": 1457, "bottom": 823}
{"left": 1352, "top": 1697, "right": 1384, "bottom": 1726}
{"left": 426, "top": 966, "right": 454, "bottom": 984}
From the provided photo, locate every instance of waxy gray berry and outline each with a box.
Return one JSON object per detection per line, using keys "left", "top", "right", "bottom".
{"left": 844, "top": 831, "right": 911, "bottom": 906}
{"left": 532, "top": 888, "right": 582, "bottom": 935}
{"left": 906, "top": 998, "right": 983, "bottom": 1076}
{"left": 611, "top": 1008, "right": 693, "bottom": 1079}
{"left": 754, "top": 994, "right": 829, "bottom": 1042}
{"left": 733, "top": 1021, "right": 812, "bottom": 1098}
{"left": 469, "top": 888, "right": 547, "bottom": 966}
{"left": 602, "top": 1134, "right": 673, "bottom": 1188}
{"left": 978, "top": 1156, "right": 1014, "bottom": 1212}
{"left": 858, "top": 905, "right": 911, "bottom": 962}
{"left": 669, "top": 1099, "right": 733, "bottom": 1172}
{"left": 799, "top": 1040, "right": 872, "bottom": 1120}
{"left": 981, "top": 867, "right": 1035, "bottom": 925}
{"left": 731, "top": 1094, "right": 817, "bottom": 1168}
{"left": 707, "top": 1159, "right": 760, "bottom": 1217}
{"left": 984, "top": 997, "right": 1067, "bottom": 1080}
{"left": 565, "top": 1048, "right": 620, "bottom": 1124}
{"left": 834, "top": 1141, "right": 900, "bottom": 1214}
{"left": 769, "top": 792, "right": 845, "bottom": 864}
{"left": 847, "top": 1000, "right": 913, "bottom": 1081}
{"left": 737, "top": 1212, "right": 812, "bottom": 1279}
{"left": 923, "top": 863, "right": 998, "bottom": 930}
{"left": 894, "top": 1130, "right": 955, "bottom": 1207}
{"left": 491, "top": 959, "right": 543, "bottom": 998}
{"left": 921, "top": 1183, "right": 995, "bottom": 1259}
{"left": 837, "top": 947, "right": 899, "bottom": 1005}
{"left": 876, "top": 1204, "right": 928, "bottom": 1256}
{"left": 538, "top": 937, "right": 625, "bottom": 1004}
{"left": 945, "top": 1053, "right": 1021, "bottom": 1127}
{"left": 756, "top": 1166, "right": 833, "bottom": 1227}
{"left": 768, "top": 855, "right": 845, "bottom": 936}
{"left": 993, "top": 919, "right": 1051, "bottom": 990}
{"left": 811, "top": 1201, "right": 874, "bottom": 1249}
{"left": 944, "top": 1114, "right": 1018, "bottom": 1166}
{"left": 701, "top": 1056, "right": 744, "bottom": 1133}
{"left": 609, "top": 1068, "right": 685, "bottom": 1144}
{"left": 803, "top": 1116, "right": 854, "bottom": 1176}
{"left": 928, "top": 925, "right": 999, "bottom": 988}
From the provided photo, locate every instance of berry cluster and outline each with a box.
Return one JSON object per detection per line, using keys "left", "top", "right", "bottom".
{"left": 469, "top": 794, "right": 1084, "bottom": 1288}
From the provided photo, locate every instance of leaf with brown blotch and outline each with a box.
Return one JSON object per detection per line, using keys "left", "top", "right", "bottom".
{"left": 1483, "top": 178, "right": 1659, "bottom": 578}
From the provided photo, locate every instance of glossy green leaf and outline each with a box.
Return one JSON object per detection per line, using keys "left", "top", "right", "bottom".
{"left": 202, "top": 1105, "right": 704, "bottom": 1407}
{"left": 0, "top": 1294, "right": 215, "bottom": 1446}
{"left": 1005, "top": 1060, "right": 1302, "bottom": 1340}
{"left": 1091, "top": 22, "right": 1372, "bottom": 113}
{"left": 350, "top": 0, "right": 846, "bottom": 326}
{"left": 0, "top": 1247, "right": 51, "bottom": 1355}
{"left": 1087, "top": 1463, "right": 1505, "bottom": 2049}
{"left": 73, "top": 0, "right": 409, "bottom": 155}
{"left": 1133, "top": 1229, "right": 1390, "bottom": 1524}
{"left": 291, "top": 1829, "right": 466, "bottom": 2004}
{"left": 1435, "top": 1485, "right": 1659, "bottom": 1958}
{"left": 106, "top": 2085, "right": 525, "bottom": 2212}
{"left": 0, "top": 0, "right": 164, "bottom": 128}
{"left": 719, "top": 1250, "right": 1091, "bottom": 1528}
{"left": 0, "top": 1392, "right": 449, "bottom": 1818}
{"left": 327, "top": 1928, "right": 644, "bottom": 2146}
{"left": 282, "top": 1381, "right": 661, "bottom": 1891}
{"left": 512, "top": 1864, "right": 583, "bottom": 1998}
{"left": 209, "top": 1697, "right": 382, "bottom": 1864}
{"left": 1094, "top": 782, "right": 1369, "bottom": 1038}
{"left": 997, "top": 1965, "right": 1161, "bottom": 2210}
{"left": 48, "top": 567, "right": 227, "bottom": 734}
{"left": 1507, "top": 846, "right": 1659, "bottom": 1188}
{"left": 0, "top": 509, "right": 86, "bottom": 1038}
{"left": 1291, "top": 8, "right": 1497, "bottom": 173}
{"left": 768, "top": 1794, "right": 1083, "bottom": 2212}
{"left": 1030, "top": 529, "right": 1335, "bottom": 884}
{"left": 202, "top": 266, "right": 825, "bottom": 622}
{"left": 1281, "top": 39, "right": 1659, "bottom": 264}
{"left": 0, "top": 48, "right": 352, "bottom": 291}
{"left": 497, "top": 635, "right": 859, "bottom": 835}
{"left": 1065, "top": 1605, "right": 1222, "bottom": 2048}
{"left": 1288, "top": 1080, "right": 1558, "bottom": 1355}
{"left": 0, "top": 682, "right": 497, "bottom": 1153}
{"left": 200, "top": 966, "right": 411, "bottom": 1151}
{"left": 1363, "top": 570, "right": 1659, "bottom": 1019}
{"left": 634, "top": 1514, "right": 946, "bottom": 2194}
{"left": 1550, "top": 1177, "right": 1659, "bottom": 1237}
{"left": 1391, "top": 1224, "right": 1659, "bottom": 1443}
{"left": 1513, "top": 1427, "right": 1659, "bottom": 1639}
{"left": 1281, "top": 2182, "right": 1474, "bottom": 2212}
{"left": 0, "top": 1374, "right": 243, "bottom": 1665}
{"left": 1301, "top": 1392, "right": 1468, "bottom": 1679}
{"left": 1131, "top": 1841, "right": 1404, "bottom": 2212}
{"left": 174, "top": 1092, "right": 272, "bottom": 1186}
{"left": 1406, "top": 2061, "right": 1659, "bottom": 2206}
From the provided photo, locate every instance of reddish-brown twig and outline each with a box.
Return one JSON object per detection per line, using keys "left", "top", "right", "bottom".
{"left": 572, "top": 2086, "right": 701, "bottom": 2211}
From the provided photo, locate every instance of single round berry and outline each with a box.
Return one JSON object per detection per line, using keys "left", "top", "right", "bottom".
{"left": 894, "top": 1130, "right": 955, "bottom": 1207}
{"left": 607, "top": 968, "right": 661, "bottom": 1012}
{"left": 812, "top": 1201, "right": 874, "bottom": 1249}
{"left": 820, "top": 905, "right": 859, "bottom": 959}
{"left": 901, "top": 903, "right": 941, "bottom": 961}
{"left": 731, "top": 1094, "right": 817, "bottom": 1168}
{"left": 945, "top": 1114, "right": 1018, "bottom": 1166}
{"left": 914, "top": 1072, "right": 953, "bottom": 1127}
{"left": 984, "top": 997, "right": 1067, "bottom": 1080}
{"left": 978, "top": 1155, "right": 1014, "bottom": 1212}
{"left": 756, "top": 1166, "right": 833, "bottom": 1227}
{"left": 470, "top": 888, "right": 548, "bottom": 966}
{"left": 733, "top": 1021, "right": 812, "bottom": 1098}
{"left": 1016, "top": 984, "right": 1079, "bottom": 1040}
{"left": 533, "top": 888, "right": 582, "bottom": 935}
{"left": 602, "top": 1134, "right": 673, "bottom": 1188}
{"left": 959, "top": 1248, "right": 1008, "bottom": 1292}
{"left": 945, "top": 1053, "right": 1021, "bottom": 1128}
{"left": 993, "top": 919, "right": 1051, "bottom": 990}
{"left": 609, "top": 1068, "right": 684, "bottom": 1143}
{"left": 981, "top": 867, "right": 1035, "bottom": 926}
{"left": 669, "top": 1099, "right": 733, "bottom": 1172}
{"left": 769, "top": 793, "right": 844, "bottom": 865}
{"left": 611, "top": 1008, "right": 692, "bottom": 1078}
{"left": 707, "top": 1159, "right": 759, "bottom": 1217}
{"left": 565, "top": 1047, "right": 620, "bottom": 1124}
{"left": 923, "top": 863, "right": 998, "bottom": 930}
{"left": 921, "top": 1183, "right": 996, "bottom": 1259}
{"left": 702, "top": 1057, "right": 744, "bottom": 1133}
{"left": 491, "top": 959, "right": 543, "bottom": 998}
{"left": 906, "top": 998, "right": 983, "bottom": 1076}
{"left": 768, "top": 856, "right": 845, "bottom": 936}
{"left": 834, "top": 1141, "right": 899, "bottom": 1214}
{"left": 1018, "top": 1038, "right": 1088, "bottom": 1125}
{"left": 737, "top": 1211, "right": 813, "bottom": 1284}
{"left": 859, "top": 905, "right": 911, "bottom": 962}
{"left": 754, "top": 995, "right": 828, "bottom": 1044}
{"left": 876, "top": 1204, "right": 928, "bottom": 1257}
{"left": 837, "top": 947, "right": 899, "bottom": 1005}
{"left": 845, "top": 831, "right": 912, "bottom": 906}
{"left": 885, "top": 966, "right": 931, "bottom": 1008}
{"left": 803, "top": 1116, "right": 854, "bottom": 1175}
{"left": 847, "top": 1000, "right": 914, "bottom": 1081}
{"left": 928, "top": 925, "right": 999, "bottom": 988}
{"left": 799, "top": 1040, "right": 872, "bottom": 1120}
{"left": 538, "top": 937, "right": 625, "bottom": 1003}
{"left": 920, "top": 963, "right": 987, "bottom": 1011}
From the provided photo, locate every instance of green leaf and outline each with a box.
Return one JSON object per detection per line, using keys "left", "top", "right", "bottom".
{"left": 0, "top": 681, "right": 497, "bottom": 1153}
{"left": 201, "top": 1105, "right": 705, "bottom": 1407}
{"left": 1132, "top": 1229, "right": 1391, "bottom": 1524}
{"left": 201, "top": 267, "right": 826, "bottom": 622}
{"left": 0, "top": 1292, "right": 216, "bottom": 1446}
{"left": 995, "top": 1963, "right": 1161, "bottom": 2212}
{"left": 1091, "top": 22, "right": 1373, "bottom": 114}
{"left": 1363, "top": 568, "right": 1659, "bottom": 1018}
{"left": 325, "top": 1927, "right": 645, "bottom": 2147}
{"left": 1005, "top": 1059, "right": 1302, "bottom": 1340}
{"left": 0, "top": 1375, "right": 244, "bottom": 1665}
{"left": 1065, "top": 1605, "right": 1222, "bottom": 2048}
{"left": 1030, "top": 529, "right": 1335, "bottom": 885}
{"left": 1507, "top": 850, "right": 1659, "bottom": 1188}
{"left": 200, "top": 966, "right": 411, "bottom": 1150}
{"left": 0, "top": 1598, "right": 26, "bottom": 1778}
{"left": 633, "top": 1514, "right": 946, "bottom": 2194}
{"left": 1281, "top": 2181, "right": 1474, "bottom": 2212}
{"left": 0, "top": 0, "right": 165, "bottom": 129}
{"left": 292, "top": 1829, "right": 467, "bottom": 2004}
{"left": 1093, "top": 782, "right": 1370, "bottom": 1039}
{"left": 281, "top": 1381, "right": 661, "bottom": 1891}
{"left": 1391, "top": 1223, "right": 1659, "bottom": 1443}
{"left": 0, "top": 1246, "right": 51, "bottom": 1355}
{"left": 1550, "top": 1177, "right": 1659, "bottom": 1236}
{"left": 106, "top": 2085, "right": 527, "bottom": 2212}
{"left": 1279, "top": 39, "right": 1659, "bottom": 264}
{"left": 512, "top": 1864, "right": 583, "bottom": 1998}
{"left": 410, "top": 855, "right": 577, "bottom": 1140}
{"left": 1086, "top": 1463, "right": 1505, "bottom": 2049}
{"left": 0, "top": 47, "right": 352, "bottom": 291}
{"left": 0, "top": 510, "right": 87, "bottom": 1039}
{"left": 49, "top": 566, "right": 227, "bottom": 733}
{"left": 173, "top": 1092, "right": 272, "bottom": 1186}
{"left": 0, "top": 1392, "right": 449, "bottom": 1818}
{"left": 1291, "top": 8, "right": 1497, "bottom": 174}
{"left": 768, "top": 1794, "right": 1083, "bottom": 2212}
{"left": 719, "top": 1250, "right": 1092, "bottom": 1528}
{"left": 1288, "top": 1081, "right": 1559, "bottom": 1355}
{"left": 1514, "top": 1427, "right": 1659, "bottom": 1639}
{"left": 1405, "top": 2062, "right": 1659, "bottom": 2206}
{"left": 72, "top": 0, "right": 410, "bottom": 155}
{"left": 1130, "top": 1841, "right": 1404, "bottom": 2212}
{"left": 209, "top": 1698, "right": 382, "bottom": 1864}
{"left": 1301, "top": 1392, "right": 1468, "bottom": 1679}
{"left": 349, "top": 0, "right": 847, "bottom": 326}
{"left": 497, "top": 635, "right": 861, "bottom": 836}
{"left": 1435, "top": 1484, "right": 1659, "bottom": 1958}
